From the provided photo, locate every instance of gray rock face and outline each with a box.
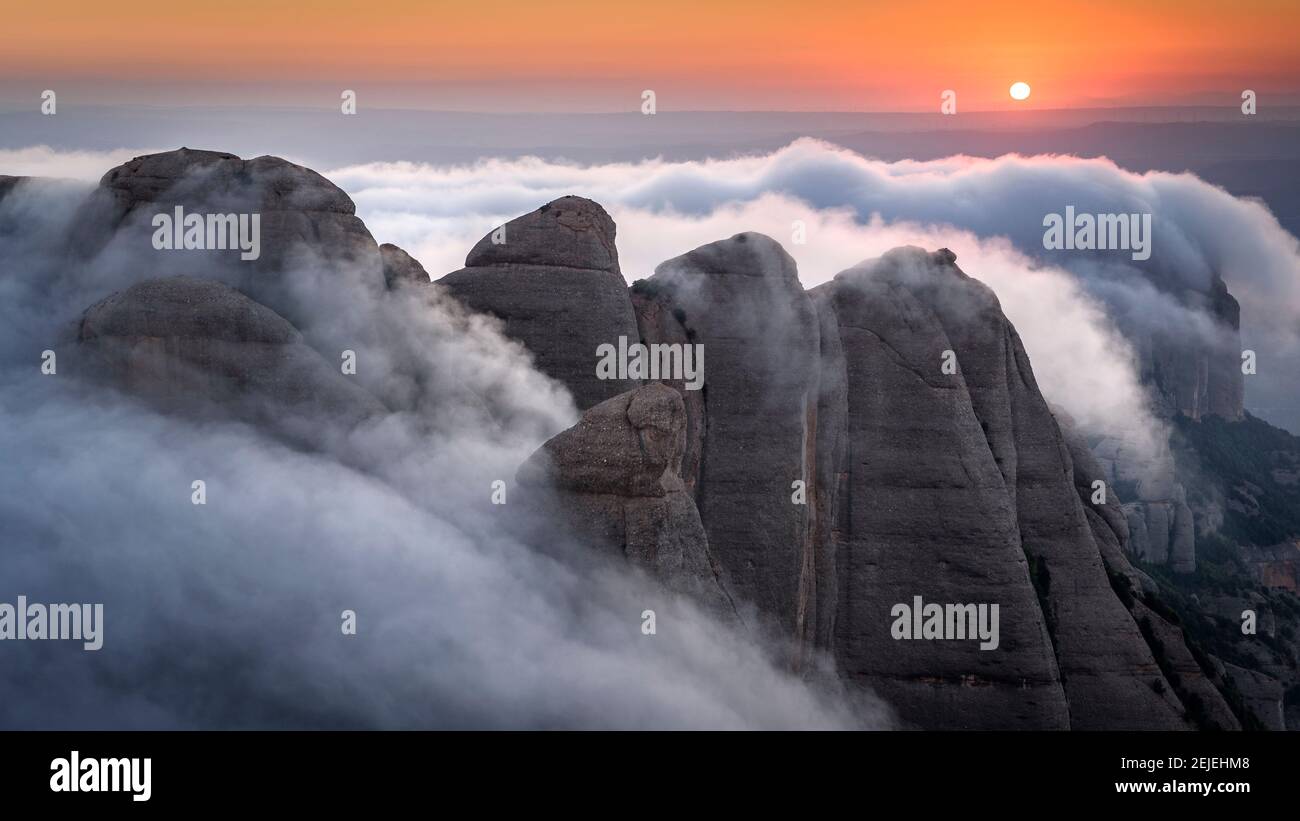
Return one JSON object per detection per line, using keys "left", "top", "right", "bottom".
{"left": 813, "top": 248, "right": 1070, "bottom": 729}
{"left": 629, "top": 283, "right": 705, "bottom": 496}
{"left": 1125, "top": 508, "right": 1151, "bottom": 559}
{"left": 77, "top": 276, "right": 384, "bottom": 434}
{"left": 1138, "top": 276, "right": 1244, "bottom": 422}
{"left": 1171, "top": 503, "right": 1197, "bottom": 573}
{"left": 1144, "top": 503, "right": 1172, "bottom": 563}
{"left": 72, "top": 148, "right": 383, "bottom": 315}
{"left": 1130, "top": 601, "right": 1242, "bottom": 730}
{"left": 808, "top": 247, "right": 1205, "bottom": 729}
{"left": 1059, "top": 410, "right": 1241, "bottom": 729}
{"left": 380, "top": 243, "right": 430, "bottom": 288}
{"left": 466, "top": 195, "right": 619, "bottom": 273}
{"left": 438, "top": 197, "right": 641, "bottom": 410}
{"left": 1221, "top": 662, "right": 1286, "bottom": 730}
{"left": 627, "top": 236, "right": 1200, "bottom": 728}
{"left": 517, "top": 383, "right": 734, "bottom": 615}
{"left": 807, "top": 293, "right": 850, "bottom": 659}
{"left": 1093, "top": 433, "right": 1198, "bottom": 574}
{"left": 1203, "top": 278, "right": 1246, "bottom": 420}
{"left": 922, "top": 252, "right": 1185, "bottom": 729}
{"left": 520, "top": 382, "right": 685, "bottom": 498}
{"left": 639, "top": 233, "right": 821, "bottom": 641}
{"left": 1121, "top": 496, "right": 1197, "bottom": 573}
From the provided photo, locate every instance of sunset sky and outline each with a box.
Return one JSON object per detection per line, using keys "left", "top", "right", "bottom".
{"left": 3, "top": 0, "right": 1299, "bottom": 111}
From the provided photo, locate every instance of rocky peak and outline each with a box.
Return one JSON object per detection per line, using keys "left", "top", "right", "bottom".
{"left": 380, "top": 243, "right": 431, "bottom": 288}
{"left": 17, "top": 145, "right": 1264, "bottom": 730}
{"left": 653, "top": 231, "right": 798, "bottom": 282}
{"left": 71, "top": 147, "right": 383, "bottom": 315}
{"left": 465, "top": 195, "right": 619, "bottom": 273}
{"left": 97, "top": 148, "right": 356, "bottom": 216}
{"left": 437, "top": 196, "right": 641, "bottom": 410}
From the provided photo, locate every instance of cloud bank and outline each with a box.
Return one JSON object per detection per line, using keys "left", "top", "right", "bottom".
{"left": 332, "top": 139, "right": 1300, "bottom": 440}
{"left": 4, "top": 138, "right": 1297, "bottom": 728}
{"left": 0, "top": 146, "right": 166, "bottom": 181}
{"left": 0, "top": 171, "right": 882, "bottom": 729}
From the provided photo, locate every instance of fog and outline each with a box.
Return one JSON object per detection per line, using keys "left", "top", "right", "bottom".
{"left": 0, "top": 169, "right": 885, "bottom": 729}
{"left": 332, "top": 140, "right": 1300, "bottom": 447}
{"left": 5, "top": 136, "right": 1296, "bottom": 728}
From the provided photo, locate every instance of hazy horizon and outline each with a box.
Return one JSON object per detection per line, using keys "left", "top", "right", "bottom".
{"left": 8, "top": 0, "right": 1300, "bottom": 111}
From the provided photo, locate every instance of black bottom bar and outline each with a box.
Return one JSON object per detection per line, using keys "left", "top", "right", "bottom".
{"left": 3, "top": 730, "right": 1288, "bottom": 808}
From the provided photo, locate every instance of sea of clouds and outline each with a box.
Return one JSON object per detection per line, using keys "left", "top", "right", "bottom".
{"left": 328, "top": 138, "right": 1300, "bottom": 440}
{"left": 0, "top": 161, "right": 882, "bottom": 729}
{"left": 3, "top": 138, "right": 1298, "bottom": 729}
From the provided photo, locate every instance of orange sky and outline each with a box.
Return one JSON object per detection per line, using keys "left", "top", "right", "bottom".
{"left": 3, "top": 0, "right": 1299, "bottom": 111}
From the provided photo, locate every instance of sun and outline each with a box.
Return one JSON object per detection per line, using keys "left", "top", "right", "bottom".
{"left": 1010, "top": 81, "right": 1031, "bottom": 101}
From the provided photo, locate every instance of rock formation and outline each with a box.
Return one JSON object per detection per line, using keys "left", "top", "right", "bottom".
{"left": 1138, "top": 276, "right": 1245, "bottom": 423}
{"left": 380, "top": 243, "right": 431, "bottom": 288}
{"left": 804, "top": 249, "right": 1072, "bottom": 728}
{"left": 9, "top": 148, "right": 1266, "bottom": 730}
{"left": 1059, "top": 410, "right": 1242, "bottom": 729}
{"left": 635, "top": 233, "right": 821, "bottom": 641}
{"left": 71, "top": 148, "right": 384, "bottom": 322}
{"left": 1055, "top": 243, "right": 1253, "bottom": 579}
{"left": 438, "top": 197, "right": 642, "bottom": 410}
{"left": 76, "top": 276, "right": 384, "bottom": 438}
{"left": 1091, "top": 436, "right": 1197, "bottom": 573}
{"left": 61, "top": 149, "right": 442, "bottom": 427}
{"left": 516, "top": 383, "right": 735, "bottom": 617}
{"left": 1090, "top": 273, "right": 1244, "bottom": 573}
{"left": 489, "top": 199, "right": 1238, "bottom": 729}
{"left": 1222, "top": 662, "right": 1286, "bottom": 730}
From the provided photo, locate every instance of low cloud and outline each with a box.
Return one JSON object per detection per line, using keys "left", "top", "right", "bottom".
{"left": 332, "top": 140, "right": 1300, "bottom": 441}
{"left": 5, "top": 138, "right": 1296, "bottom": 728}
{"left": 0, "top": 145, "right": 164, "bottom": 181}
{"left": 0, "top": 170, "right": 883, "bottom": 729}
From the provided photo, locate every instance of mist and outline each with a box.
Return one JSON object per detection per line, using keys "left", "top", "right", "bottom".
{"left": 6, "top": 136, "right": 1296, "bottom": 728}
{"left": 328, "top": 140, "right": 1300, "bottom": 447}
{"left": 0, "top": 171, "right": 886, "bottom": 729}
